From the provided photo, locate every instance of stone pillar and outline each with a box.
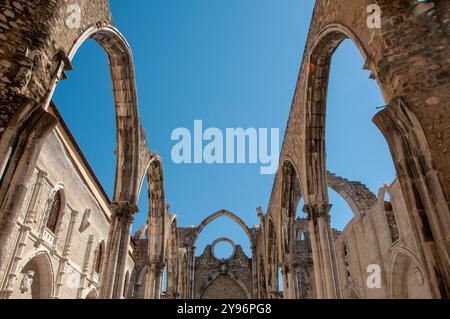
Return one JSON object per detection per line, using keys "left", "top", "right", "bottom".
{"left": 144, "top": 261, "right": 164, "bottom": 299}
{"left": 166, "top": 261, "right": 178, "bottom": 299}
{"left": 101, "top": 201, "right": 137, "bottom": 299}
{"left": 0, "top": 169, "right": 47, "bottom": 298}
{"left": 304, "top": 203, "right": 341, "bottom": 299}
{"left": 285, "top": 224, "right": 299, "bottom": 299}
{"left": 307, "top": 215, "right": 324, "bottom": 299}
{"left": 54, "top": 209, "right": 79, "bottom": 298}
{"left": 78, "top": 234, "right": 94, "bottom": 299}
{"left": 286, "top": 264, "right": 297, "bottom": 299}
{"left": 251, "top": 245, "right": 258, "bottom": 299}
{"left": 186, "top": 245, "right": 196, "bottom": 299}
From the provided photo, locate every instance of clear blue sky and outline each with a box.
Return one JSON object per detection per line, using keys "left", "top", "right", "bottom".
{"left": 53, "top": 0, "right": 395, "bottom": 257}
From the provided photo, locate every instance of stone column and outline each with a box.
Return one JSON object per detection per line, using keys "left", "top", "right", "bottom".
{"left": 144, "top": 261, "right": 164, "bottom": 299}
{"left": 54, "top": 209, "right": 79, "bottom": 298}
{"left": 304, "top": 203, "right": 341, "bottom": 299}
{"left": 286, "top": 223, "right": 298, "bottom": 299}
{"left": 101, "top": 201, "right": 137, "bottom": 299}
{"left": 286, "top": 264, "right": 297, "bottom": 299}
{"left": 166, "top": 261, "right": 178, "bottom": 299}
{"left": 0, "top": 169, "right": 47, "bottom": 298}
{"left": 186, "top": 245, "right": 196, "bottom": 299}
{"left": 251, "top": 245, "right": 258, "bottom": 299}
{"left": 78, "top": 234, "right": 94, "bottom": 299}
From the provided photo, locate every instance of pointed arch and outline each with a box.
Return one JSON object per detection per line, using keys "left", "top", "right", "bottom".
{"left": 123, "top": 271, "right": 130, "bottom": 298}
{"left": 61, "top": 25, "right": 141, "bottom": 204}
{"left": 388, "top": 247, "right": 431, "bottom": 299}
{"left": 374, "top": 97, "right": 450, "bottom": 297}
{"left": 302, "top": 22, "right": 372, "bottom": 206}
{"left": 44, "top": 184, "right": 66, "bottom": 235}
{"left": 193, "top": 210, "right": 253, "bottom": 247}
{"left": 200, "top": 274, "right": 251, "bottom": 299}
{"left": 94, "top": 240, "right": 105, "bottom": 275}
{"left": 85, "top": 289, "right": 99, "bottom": 299}
{"left": 16, "top": 251, "right": 54, "bottom": 299}
{"left": 0, "top": 23, "right": 143, "bottom": 297}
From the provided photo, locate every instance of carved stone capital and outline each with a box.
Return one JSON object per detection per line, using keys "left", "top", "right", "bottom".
{"left": 303, "top": 202, "right": 332, "bottom": 221}
{"left": 110, "top": 201, "right": 138, "bottom": 219}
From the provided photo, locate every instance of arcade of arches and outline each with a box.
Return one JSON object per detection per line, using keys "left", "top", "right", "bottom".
{"left": 0, "top": 1, "right": 449, "bottom": 299}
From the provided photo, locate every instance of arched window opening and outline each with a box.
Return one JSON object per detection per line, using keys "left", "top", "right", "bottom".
{"left": 46, "top": 190, "right": 62, "bottom": 233}
{"left": 384, "top": 191, "right": 399, "bottom": 243}
{"left": 325, "top": 39, "right": 395, "bottom": 229}
{"left": 53, "top": 41, "right": 116, "bottom": 199}
{"left": 328, "top": 187, "right": 354, "bottom": 231}
{"left": 161, "top": 266, "right": 168, "bottom": 298}
{"left": 94, "top": 242, "right": 104, "bottom": 274}
{"left": 123, "top": 271, "right": 130, "bottom": 298}
{"left": 278, "top": 267, "right": 284, "bottom": 294}
{"left": 300, "top": 231, "right": 305, "bottom": 241}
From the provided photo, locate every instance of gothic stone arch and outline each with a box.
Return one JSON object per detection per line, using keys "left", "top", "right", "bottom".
{"left": 200, "top": 274, "right": 251, "bottom": 299}
{"left": 389, "top": 247, "right": 432, "bottom": 299}
{"left": 279, "top": 157, "right": 377, "bottom": 298}
{"left": 186, "top": 210, "right": 254, "bottom": 299}
{"left": 192, "top": 210, "right": 253, "bottom": 247}
{"left": 0, "top": 1, "right": 144, "bottom": 299}
{"left": 268, "top": 2, "right": 450, "bottom": 298}
{"left": 13, "top": 251, "right": 54, "bottom": 299}
{"left": 374, "top": 97, "right": 450, "bottom": 297}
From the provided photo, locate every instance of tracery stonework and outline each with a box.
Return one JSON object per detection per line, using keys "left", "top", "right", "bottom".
{"left": 0, "top": 1, "right": 449, "bottom": 299}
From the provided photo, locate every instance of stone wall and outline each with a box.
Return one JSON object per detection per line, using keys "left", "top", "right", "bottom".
{"left": 335, "top": 179, "right": 433, "bottom": 299}
{"left": 0, "top": 104, "right": 135, "bottom": 299}
{"left": 263, "top": 0, "right": 450, "bottom": 299}
{"left": 0, "top": 0, "right": 112, "bottom": 136}
{"left": 194, "top": 242, "right": 253, "bottom": 299}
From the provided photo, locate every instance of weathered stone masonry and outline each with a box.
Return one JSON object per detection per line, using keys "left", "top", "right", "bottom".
{"left": 0, "top": 0, "right": 449, "bottom": 299}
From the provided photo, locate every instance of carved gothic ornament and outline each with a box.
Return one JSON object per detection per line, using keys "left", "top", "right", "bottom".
{"left": 20, "top": 270, "right": 35, "bottom": 294}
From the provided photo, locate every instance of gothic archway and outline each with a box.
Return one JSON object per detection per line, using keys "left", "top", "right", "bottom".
{"left": 0, "top": 24, "right": 142, "bottom": 299}
{"left": 193, "top": 210, "right": 253, "bottom": 247}
{"left": 374, "top": 98, "right": 450, "bottom": 298}
{"left": 13, "top": 252, "right": 54, "bottom": 299}
{"left": 200, "top": 274, "right": 250, "bottom": 299}
{"left": 389, "top": 248, "right": 432, "bottom": 299}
